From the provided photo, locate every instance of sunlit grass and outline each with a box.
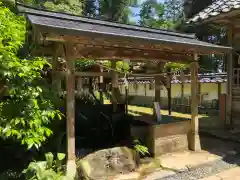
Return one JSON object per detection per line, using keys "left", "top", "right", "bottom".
{"left": 104, "top": 100, "right": 209, "bottom": 119}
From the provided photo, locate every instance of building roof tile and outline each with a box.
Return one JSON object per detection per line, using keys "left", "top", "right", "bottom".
{"left": 118, "top": 73, "right": 227, "bottom": 84}
{"left": 187, "top": 0, "right": 240, "bottom": 23}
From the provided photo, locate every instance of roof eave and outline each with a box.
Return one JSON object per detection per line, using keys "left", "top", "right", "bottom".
{"left": 187, "top": 8, "right": 240, "bottom": 25}
{"left": 33, "top": 23, "right": 232, "bottom": 55}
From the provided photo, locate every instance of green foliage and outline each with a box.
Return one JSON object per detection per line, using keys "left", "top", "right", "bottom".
{"left": 138, "top": 1, "right": 186, "bottom": 71}
{"left": 23, "top": 152, "right": 71, "bottom": 180}
{"left": 164, "top": 0, "right": 183, "bottom": 23}
{"left": 139, "top": 0, "right": 175, "bottom": 29}
{"left": 164, "top": 62, "right": 188, "bottom": 72}
{"left": 94, "top": 91, "right": 108, "bottom": 101}
{"left": 133, "top": 139, "right": 149, "bottom": 156}
{"left": 0, "top": 3, "right": 62, "bottom": 149}
{"left": 75, "top": 59, "right": 95, "bottom": 71}
{"left": 102, "top": 60, "right": 130, "bottom": 73}
{"left": 83, "top": 0, "right": 97, "bottom": 17}
{"left": 99, "top": 0, "right": 131, "bottom": 23}
{"left": 43, "top": 0, "right": 84, "bottom": 15}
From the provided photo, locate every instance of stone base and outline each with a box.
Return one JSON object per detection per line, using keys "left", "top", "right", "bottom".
{"left": 66, "top": 159, "right": 77, "bottom": 179}
{"left": 155, "top": 135, "right": 189, "bottom": 155}
{"left": 188, "top": 133, "right": 201, "bottom": 151}
{"left": 131, "top": 119, "right": 191, "bottom": 156}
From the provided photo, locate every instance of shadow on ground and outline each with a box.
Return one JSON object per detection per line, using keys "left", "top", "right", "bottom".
{"left": 128, "top": 108, "right": 240, "bottom": 167}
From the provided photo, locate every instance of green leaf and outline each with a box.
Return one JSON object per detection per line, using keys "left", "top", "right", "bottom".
{"left": 45, "top": 152, "right": 54, "bottom": 169}
{"left": 57, "top": 153, "right": 66, "bottom": 161}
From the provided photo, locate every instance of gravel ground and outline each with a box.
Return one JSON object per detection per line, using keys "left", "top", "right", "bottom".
{"left": 157, "top": 153, "right": 240, "bottom": 180}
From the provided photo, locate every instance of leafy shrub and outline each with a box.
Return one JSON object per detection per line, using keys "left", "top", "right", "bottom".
{"left": 0, "top": 2, "right": 63, "bottom": 149}
{"left": 23, "top": 152, "right": 71, "bottom": 180}
{"left": 133, "top": 139, "right": 149, "bottom": 156}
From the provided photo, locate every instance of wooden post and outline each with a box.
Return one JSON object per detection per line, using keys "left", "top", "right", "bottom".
{"left": 154, "top": 75, "right": 161, "bottom": 121}
{"left": 167, "top": 67, "right": 172, "bottom": 115}
{"left": 111, "top": 60, "right": 118, "bottom": 112}
{"left": 124, "top": 76, "right": 129, "bottom": 114}
{"left": 99, "top": 67, "right": 104, "bottom": 104}
{"left": 180, "top": 70, "right": 185, "bottom": 112}
{"left": 77, "top": 77, "right": 82, "bottom": 92}
{"left": 144, "top": 84, "right": 147, "bottom": 96}
{"left": 198, "top": 78, "right": 201, "bottom": 110}
{"left": 217, "top": 82, "right": 221, "bottom": 110}
{"left": 226, "top": 24, "right": 233, "bottom": 127}
{"left": 154, "top": 76, "right": 161, "bottom": 102}
{"left": 64, "top": 43, "right": 76, "bottom": 178}
{"left": 52, "top": 43, "right": 62, "bottom": 91}
{"left": 189, "top": 53, "right": 201, "bottom": 151}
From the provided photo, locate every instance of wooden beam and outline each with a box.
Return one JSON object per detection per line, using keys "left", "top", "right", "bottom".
{"left": 127, "top": 73, "right": 166, "bottom": 77}
{"left": 226, "top": 24, "right": 233, "bottom": 128}
{"left": 64, "top": 43, "right": 76, "bottom": 178}
{"left": 56, "top": 71, "right": 111, "bottom": 77}
{"left": 75, "top": 46, "right": 193, "bottom": 63}
{"left": 43, "top": 33, "right": 230, "bottom": 55}
{"left": 189, "top": 53, "right": 201, "bottom": 151}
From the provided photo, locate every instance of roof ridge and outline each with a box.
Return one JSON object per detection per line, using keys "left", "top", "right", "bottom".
{"left": 187, "top": 0, "right": 240, "bottom": 23}
{"left": 17, "top": 3, "right": 196, "bottom": 39}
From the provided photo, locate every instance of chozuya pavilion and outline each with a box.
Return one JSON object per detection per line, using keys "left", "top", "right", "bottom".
{"left": 17, "top": 3, "right": 231, "bottom": 177}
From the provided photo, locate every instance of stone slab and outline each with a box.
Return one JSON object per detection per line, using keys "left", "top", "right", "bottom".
{"left": 158, "top": 150, "right": 223, "bottom": 171}
{"left": 112, "top": 172, "right": 140, "bottom": 180}
{"left": 143, "top": 170, "right": 175, "bottom": 180}
{"left": 201, "top": 167, "right": 240, "bottom": 180}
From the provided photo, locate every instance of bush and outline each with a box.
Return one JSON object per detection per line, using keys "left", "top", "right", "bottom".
{"left": 23, "top": 152, "right": 71, "bottom": 180}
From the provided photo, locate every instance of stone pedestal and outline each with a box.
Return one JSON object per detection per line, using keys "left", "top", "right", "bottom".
{"left": 131, "top": 118, "right": 191, "bottom": 156}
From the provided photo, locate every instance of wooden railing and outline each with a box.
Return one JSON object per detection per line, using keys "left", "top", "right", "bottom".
{"left": 233, "top": 68, "right": 240, "bottom": 87}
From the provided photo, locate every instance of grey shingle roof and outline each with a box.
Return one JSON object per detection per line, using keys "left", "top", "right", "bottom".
{"left": 17, "top": 3, "right": 231, "bottom": 54}
{"left": 187, "top": 0, "right": 240, "bottom": 23}
{"left": 118, "top": 73, "right": 227, "bottom": 84}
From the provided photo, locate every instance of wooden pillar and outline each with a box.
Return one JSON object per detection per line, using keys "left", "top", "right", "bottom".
{"left": 52, "top": 43, "right": 62, "bottom": 91}
{"left": 154, "top": 76, "right": 161, "bottom": 102}
{"left": 99, "top": 67, "right": 104, "bottom": 104}
{"left": 144, "top": 84, "right": 147, "bottom": 96}
{"left": 189, "top": 53, "right": 201, "bottom": 151}
{"left": 124, "top": 76, "right": 129, "bottom": 114}
{"left": 226, "top": 24, "right": 233, "bottom": 127}
{"left": 167, "top": 68, "right": 172, "bottom": 115}
{"left": 64, "top": 43, "right": 76, "bottom": 178}
{"left": 154, "top": 75, "right": 161, "bottom": 122}
{"left": 217, "top": 82, "right": 221, "bottom": 110}
{"left": 198, "top": 78, "right": 201, "bottom": 107}
{"left": 111, "top": 60, "right": 118, "bottom": 112}
{"left": 76, "top": 77, "right": 82, "bottom": 92}
{"left": 180, "top": 70, "right": 185, "bottom": 112}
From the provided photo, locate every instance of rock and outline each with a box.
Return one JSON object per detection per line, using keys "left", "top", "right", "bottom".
{"left": 77, "top": 147, "right": 137, "bottom": 180}
{"left": 113, "top": 172, "right": 140, "bottom": 180}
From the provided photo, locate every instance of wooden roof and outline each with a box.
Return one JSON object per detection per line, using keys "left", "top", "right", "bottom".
{"left": 187, "top": 0, "right": 240, "bottom": 24}
{"left": 17, "top": 3, "right": 231, "bottom": 63}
